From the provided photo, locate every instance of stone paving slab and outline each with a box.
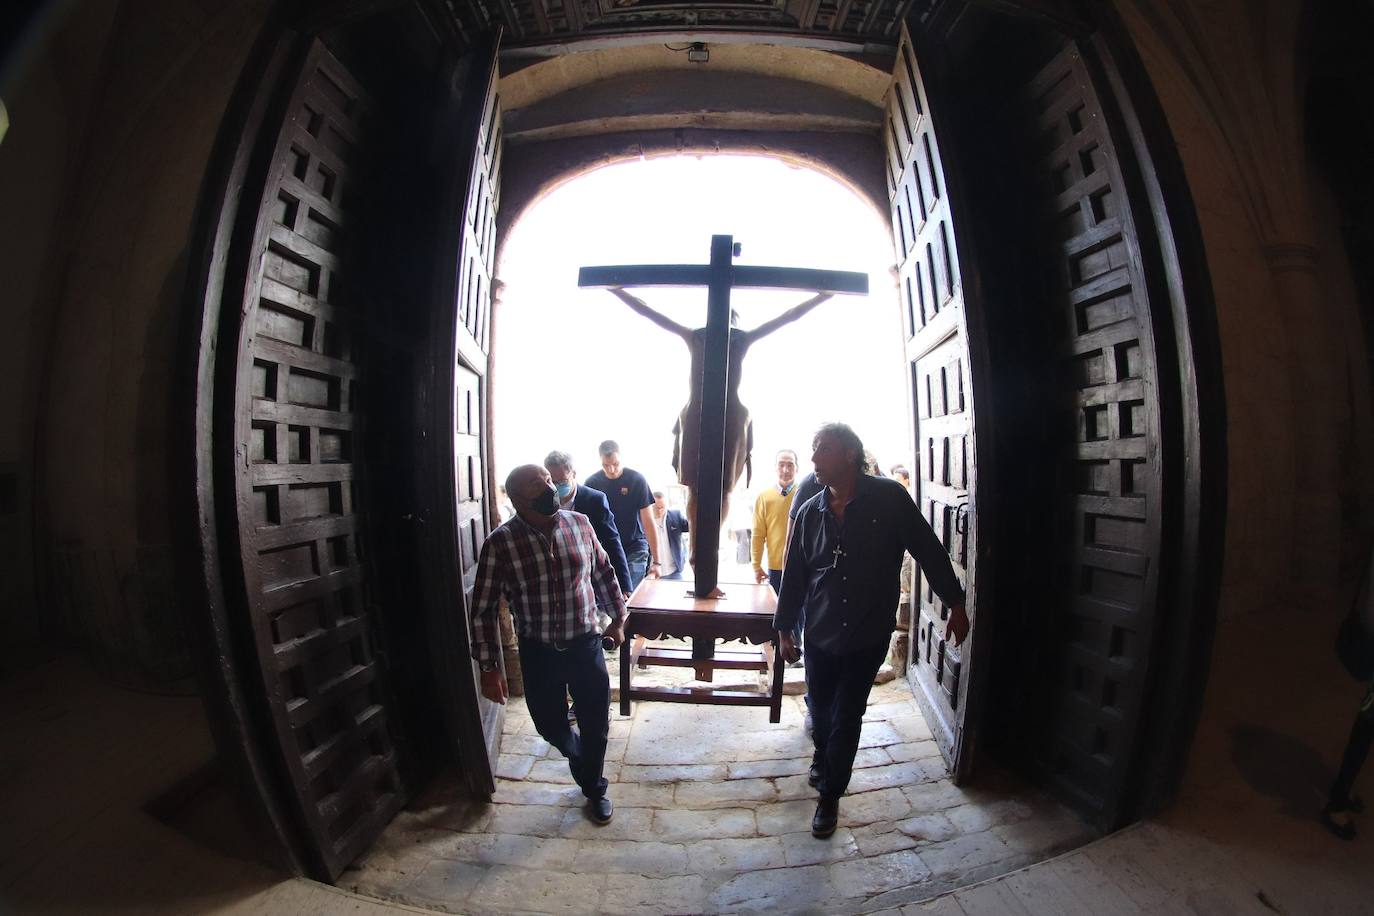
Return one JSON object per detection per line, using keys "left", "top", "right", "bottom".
{"left": 686, "top": 835, "right": 789, "bottom": 873}
{"left": 570, "top": 838, "right": 689, "bottom": 876}
{"left": 349, "top": 658, "right": 1094, "bottom": 914}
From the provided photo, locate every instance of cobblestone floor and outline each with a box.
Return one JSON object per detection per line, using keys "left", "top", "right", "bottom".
{"left": 346, "top": 646, "right": 1092, "bottom": 914}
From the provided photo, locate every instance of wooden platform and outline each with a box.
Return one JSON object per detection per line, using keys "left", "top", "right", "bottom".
{"left": 620, "top": 578, "right": 785, "bottom": 722}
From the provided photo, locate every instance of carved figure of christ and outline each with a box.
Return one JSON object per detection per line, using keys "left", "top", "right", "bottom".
{"left": 579, "top": 234, "right": 867, "bottom": 599}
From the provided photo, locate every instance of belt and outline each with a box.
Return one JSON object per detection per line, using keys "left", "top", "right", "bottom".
{"left": 523, "top": 631, "right": 599, "bottom": 652}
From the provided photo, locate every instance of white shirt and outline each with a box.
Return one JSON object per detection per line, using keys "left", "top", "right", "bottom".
{"left": 653, "top": 512, "right": 677, "bottom": 578}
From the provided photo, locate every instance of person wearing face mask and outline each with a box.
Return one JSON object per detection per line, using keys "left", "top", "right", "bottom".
{"left": 544, "top": 450, "right": 632, "bottom": 595}
{"left": 470, "top": 464, "right": 627, "bottom": 825}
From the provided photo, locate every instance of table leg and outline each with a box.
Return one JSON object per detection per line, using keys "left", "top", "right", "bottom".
{"left": 692, "top": 636, "right": 716, "bottom": 682}
{"left": 768, "top": 637, "right": 784, "bottom": 724}
{"left": 620, "top": 628, "right": 632, "bottom": 717}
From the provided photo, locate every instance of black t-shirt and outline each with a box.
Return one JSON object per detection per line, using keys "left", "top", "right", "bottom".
{"left": 583, "top": 468, "right": 654, "bottom": 553}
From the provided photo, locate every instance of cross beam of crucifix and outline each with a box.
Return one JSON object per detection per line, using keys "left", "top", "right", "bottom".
{"left": 579, "top": 234, "right": 868, "bottom": 599}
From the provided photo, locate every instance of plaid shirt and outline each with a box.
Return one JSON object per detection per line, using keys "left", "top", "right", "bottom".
{"left": 470, "top": 510, "right": 627, "bottom": 664}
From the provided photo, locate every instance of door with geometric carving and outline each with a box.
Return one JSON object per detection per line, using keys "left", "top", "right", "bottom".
{"left": 190, "top": 24, "right": 504, "bottom": 878}
{"left": 1013, "top": 43, "right": 1167, "bottom": 829}
{"left": 224, "top": 40, "right": 406, "bottom": 880}
{"left": 885, "top": 24, "right": 990, "bottom": 783}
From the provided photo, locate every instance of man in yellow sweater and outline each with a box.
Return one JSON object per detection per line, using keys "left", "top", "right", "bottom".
{"left": 753, "top": 449, "right": 799, "bottom": 593}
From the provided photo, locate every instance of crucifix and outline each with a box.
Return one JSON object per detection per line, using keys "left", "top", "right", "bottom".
{"left": 579, "top": 234, "right": 868, "bottom": 600}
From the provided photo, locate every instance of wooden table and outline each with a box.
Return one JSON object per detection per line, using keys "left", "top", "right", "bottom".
{"left": 620, "top": 578, "right": 785, "bottom": 723}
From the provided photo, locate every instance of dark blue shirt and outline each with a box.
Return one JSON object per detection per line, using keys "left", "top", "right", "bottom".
{"left": 775, "top": 474, "right": 965, "bottom": 654}
{"left": 570, "top": 484, "right": 633, "bottom": 594}
{"left": 583, "top": 467, "right": 654, "bottom": 555}
{"left": 788, "top": 472, "right": 825, "bottom": 521}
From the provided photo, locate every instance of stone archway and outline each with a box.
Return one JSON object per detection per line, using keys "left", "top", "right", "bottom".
{"left": 483, "top": 6, "right": 1225, "bottom": 833}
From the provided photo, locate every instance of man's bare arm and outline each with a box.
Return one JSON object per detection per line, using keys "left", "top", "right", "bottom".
{"left": 640, "top": 505, "right": 661, "bottom": 579}
{"left": 608, "top": 288, "right": 693, "bottom": 340}
{"left": 747, "top": 293, "right": 834, "bottom": 341}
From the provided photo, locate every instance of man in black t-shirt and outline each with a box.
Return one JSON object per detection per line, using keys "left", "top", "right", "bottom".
{"left": 583, "top": 440, "right": 660, "bottom": 592}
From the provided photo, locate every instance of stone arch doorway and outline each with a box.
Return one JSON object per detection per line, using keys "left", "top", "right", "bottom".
{"left": 489, "top": 151, "right": 907, "bottom": 490}
{"left": 182, "top": 0, "right": 1223, "bottom": 885}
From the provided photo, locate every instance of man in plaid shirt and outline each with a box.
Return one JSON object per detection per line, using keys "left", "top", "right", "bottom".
{"left": 471, "top": 463, "right": 627, "bottom": 824}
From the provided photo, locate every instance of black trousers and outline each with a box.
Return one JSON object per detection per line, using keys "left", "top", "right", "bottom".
{"left": 1329, "top": 682, "right": 1374, "bottom": 809}
{"left": 805, "top": 638, "right": 889, "bottom": 801}
{"left": 518, "top": 633, "right": 610, "bottom": 799}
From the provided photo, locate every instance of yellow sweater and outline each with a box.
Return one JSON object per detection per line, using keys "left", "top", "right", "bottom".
{"left": 752, "top": 486, "right": 796, "bottom": 572}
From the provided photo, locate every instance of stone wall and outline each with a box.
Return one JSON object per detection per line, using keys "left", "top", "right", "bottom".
{"left": 0, "top": 1, "right": 122, "bottom": 671}
{"left": 1115, "top": 0, "right": 1370, "bottom": 619}
{"left": 3, "top": 0, "right": 268, "bottom": 687}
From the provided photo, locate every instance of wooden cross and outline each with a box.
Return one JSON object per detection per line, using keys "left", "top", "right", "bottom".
{"left": 579, "top": 234, "right": 868, "bottom": 598}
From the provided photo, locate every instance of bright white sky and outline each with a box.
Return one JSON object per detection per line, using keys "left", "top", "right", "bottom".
{"left": 494, "top": 153, "right": 910, "bottom": 522}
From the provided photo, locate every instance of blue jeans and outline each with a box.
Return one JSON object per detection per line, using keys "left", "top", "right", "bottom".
{"left": 805, "top": 639, "right": 889, "bottom": 801}
{"left": 625, "top": 546, "right": 650, "bottom": 592}
{"left": 518, "top": 632, "right": 610, "bottom": 799}
{"left": 767, "top": 569, "right": 783, "bottom": 594}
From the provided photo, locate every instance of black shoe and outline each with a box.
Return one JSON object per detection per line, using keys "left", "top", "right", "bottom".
{"left": 808, "top": 757, "right": 824, "bottom": 789}
{"left": 1322, "top": 807, "right": 1356, "bottom": 840}
{"left": 588, "top": 796, "right": 614, "bottom": 825}
{"left": 812, "top": 798, "right": 838, "bottom": 838}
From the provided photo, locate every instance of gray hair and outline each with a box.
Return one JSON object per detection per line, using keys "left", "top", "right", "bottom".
{"left": 598, "top": 439, "right": 620, "bottom": 457}
{"left": 812, "top": 422, "right": 865, "bottom": 472}
{"left": 544, "top": 450, "right": 574, "bottom": 473}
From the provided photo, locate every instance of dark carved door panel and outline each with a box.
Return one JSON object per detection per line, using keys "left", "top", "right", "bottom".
{"left": 887, "top": 24, "right": 988, "bottom": 782}
{"left": 419, "top": 34, "right": 504, "bottom": 790}
{"left": 1015, "top": 44, "right": 1165, "bottom": 828}
{"left": 229, "top": 41, "right": 405, "bottom": 879}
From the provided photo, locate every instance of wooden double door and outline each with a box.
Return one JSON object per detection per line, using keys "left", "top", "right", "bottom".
{"left": 185, "top": 1, "right": 1216, "bottom": 883}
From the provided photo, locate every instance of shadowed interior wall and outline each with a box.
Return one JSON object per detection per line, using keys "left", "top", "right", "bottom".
{"left": 5, "top": 0, "right": 269, "bottom": 688}
{"left": 1115, "top": 0, "right": 1372, "bottom": 621}
{"left": 0, "top": 0, "right": 121, "bottom": 672}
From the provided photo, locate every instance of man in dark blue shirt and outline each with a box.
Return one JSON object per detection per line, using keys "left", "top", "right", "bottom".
{"left": 583, "top": 439, "right": 660, "bottom": 591}
{"left": 775, "top": 422, "right": 969, "bottom": 839}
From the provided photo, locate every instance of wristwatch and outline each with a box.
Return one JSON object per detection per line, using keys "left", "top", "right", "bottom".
{"left": 478, "top": 660, "right": 499, "bottom": 673}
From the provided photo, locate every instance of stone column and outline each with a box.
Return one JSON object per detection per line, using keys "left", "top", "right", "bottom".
{"left": 891, "top": 553, "right": 915, "bottom": 674}
{"left": 1266, "top": 242, "right": 1344, "bottom": 606}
